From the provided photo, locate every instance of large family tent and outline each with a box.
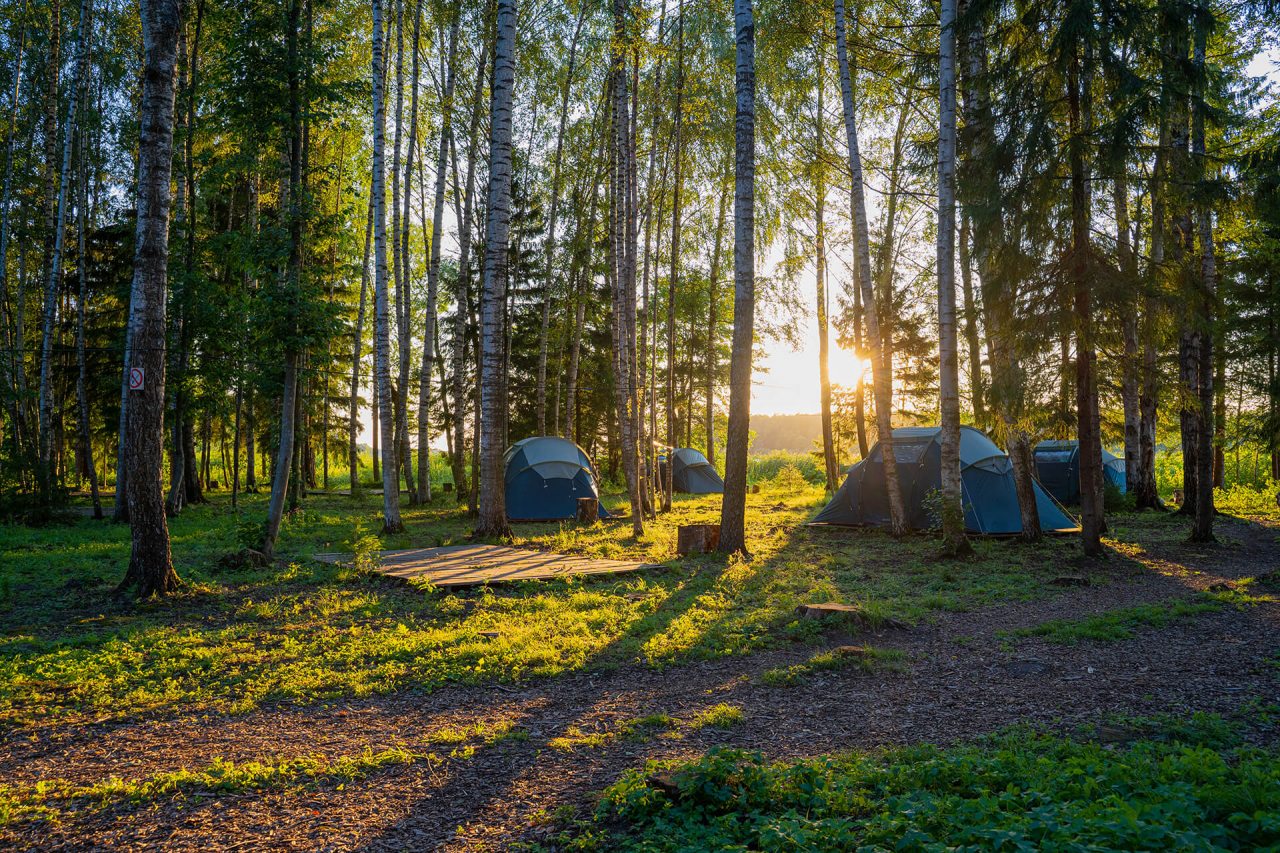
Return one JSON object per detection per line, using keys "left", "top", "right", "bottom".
{"left": 503, "top": 437, "right": 609, "bottom": 521}
{"left": 1032, "top": 440, "right": 1127, "bottom": 504}
{"left": 812, "top": 426, "right": 1079, "bottom": 534}
{"left": 671, "top": 448, "right": 724, "bottom": 494}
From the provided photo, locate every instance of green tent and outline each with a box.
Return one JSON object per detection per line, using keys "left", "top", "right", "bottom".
{"left": 812, "top": 426, "right": 1078, "bottom": 534}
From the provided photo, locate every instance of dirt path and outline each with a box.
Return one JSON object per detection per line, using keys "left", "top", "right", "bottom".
{"left": 4, "top": 517, "right": 1278, "bottom": 851}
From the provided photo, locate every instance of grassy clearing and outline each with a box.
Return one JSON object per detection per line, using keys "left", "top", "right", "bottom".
{"left": 1006, "top": 585, "right": 1276, "bottom": 645}
{"left": 555, "top": 715, "right": 1280, "bottom": 851}
{"left": 688, "top": 704, "right": 744, "bottom": 730}
{"left": 0, "top": 487, "right": 1258, "bottom": 727}
{"left": 759, "top": 646, "right": 907, "bottom": 686}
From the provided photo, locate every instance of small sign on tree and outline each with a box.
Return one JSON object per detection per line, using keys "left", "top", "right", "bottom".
{"left": 128, "top": 367, "right": 145, "bottom": 392}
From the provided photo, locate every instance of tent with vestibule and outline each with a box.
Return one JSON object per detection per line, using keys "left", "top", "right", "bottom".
{"left": 671, "top": 448, "right": 724, "bottom": 494}
{"left": 1033, "top": 440, "right": 1127, "bottom": 505}
{"left": 503, "top": 436, "right": 609, "bottom": 521}
{"left": 811, "top": 426, "right": 1079, "bottom": 535}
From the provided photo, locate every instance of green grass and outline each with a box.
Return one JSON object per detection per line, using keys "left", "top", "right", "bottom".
{"left": 1, "top": 747, "right": 418, "bottom": 827}
{"left": 688, "top": 703, "right": 744, "bottom": 730}
{"left": 759, "top": 645, "right": 907, "bottom": 686}
{"left": 1006, "top": 585, "right": 1276, "bottom": 645}
{"left": 0, "top": 485, "right": 1267, "bottom": 727}
{"left": 558, "top": 715, "right": 1280, "bottom": 851}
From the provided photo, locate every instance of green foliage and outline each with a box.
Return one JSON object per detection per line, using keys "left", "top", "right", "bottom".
{"left": 1214, "top": 481, "right": 1280, "bottom": 522}
{"left": 581, "top": 720, "right": 1280, "bottom": 851}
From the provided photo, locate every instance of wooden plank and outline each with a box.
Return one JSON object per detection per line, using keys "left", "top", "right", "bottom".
{"left": 312, "top": 544, "right": 658, "bottom": 588}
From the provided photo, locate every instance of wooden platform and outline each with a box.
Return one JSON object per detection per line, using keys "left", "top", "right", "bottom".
{"left": 312, "top": 544, "right": 659, "bottom": 588}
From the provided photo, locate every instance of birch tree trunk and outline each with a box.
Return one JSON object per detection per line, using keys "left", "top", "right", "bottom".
{"left": 39, "top": 0, "right": 91, "bottom": 507}
{"left": 663, "top": 2, "right": 685, "bottom": 513}
{"left": 937, "top": 0, "right": 969, "bottom": 556}
{"left": 372, "top": 0, "right": 403, "bottom": 532}
{"left": 118, "top": 0, "right": 181, "bottom": 597}
{"left": 35, "top": 0, "right": 61, "bottom": 503}
{"left": 393, "top": 0, "right": 415, "bottom": 500}
{"left": 348, "top": 194, "right": 373, "bottom": 495}
{"left": 814, "top": 54, "right": 836, "bottom": 491}
{"left": 835, "top": 0, "right": 905, "bottom": 535}
{"left": 476, "top": 0, "right": 516, "bottom": 538}
{"left": 0, "top": 1, "right": 30, "bottom": 468}
{"left": 450, "top": 35, "right": 486, "bottom": 504}
{"left": 706, "top": 172, "right": 728, "bottom": 467}
{"left": 536, "top": 7, "right": 585, "bottom": 435}
{"left": 407, "top": 0, "right": 436, "bottom": 505}
{"left": 74, "top": 95, "right": 101, "bottom": 519}
{"left": 718, "top": 0, "right": 754, "bottom": 555}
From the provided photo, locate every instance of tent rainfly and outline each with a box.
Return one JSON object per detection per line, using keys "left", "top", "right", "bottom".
{"left": 503, "top": 437, "right": 609, "bottom": 521}
{"left": 671, "top": 448, "right": 724, "bottom": 494}
{"left": 1032, "top": 440, "right": 1127, "bottom": 505}
{"left": 811, "top": 426, "right": 1079, "bottom": 534}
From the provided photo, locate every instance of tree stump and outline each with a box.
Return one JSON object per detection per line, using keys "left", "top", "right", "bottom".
{"left": 1171, "top": 488, "right": 1184, "bottom": 505}
{"left": 750, "top": 483, "right": 761, "bottom": 494}
{"left": 576, "top": 497, "right": 598, "bottom": 523}
{"left": 677, "top": 523, "right": 720, "bottom": 555}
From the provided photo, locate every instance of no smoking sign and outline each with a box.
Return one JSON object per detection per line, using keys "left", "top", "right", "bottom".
{"left": 128, "top": 367, "right": 145, "bottom": 392}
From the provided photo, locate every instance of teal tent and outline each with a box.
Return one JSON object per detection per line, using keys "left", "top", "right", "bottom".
{"left": 671, "top": 448, "right": 724, "bottom": 494}
{"left": 1033, "top": 440, "right": 1127, "bottom": 504}
{"left": 503, "top": 437, "right": 608, "bottom": 521}
{"left": 811, "top": 426, "right": 1078, "bottom": 534}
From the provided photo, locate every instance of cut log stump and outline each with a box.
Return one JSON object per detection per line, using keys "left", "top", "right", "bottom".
{"left": 795, "top": 602, "right": 909, "bottom": 631}
{"left": 677, "top": 523, "right": 720, "bottom": 555}
{"left": 576, "top": 497, "right": 598, "bottom": 523}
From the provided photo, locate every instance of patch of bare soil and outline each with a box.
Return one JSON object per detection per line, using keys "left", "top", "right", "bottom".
{"left": 3, "top": 517, "right": 1278, "bottom": 852}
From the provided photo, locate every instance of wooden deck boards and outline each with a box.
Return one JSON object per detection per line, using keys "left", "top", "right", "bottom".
{"left": 313, "top": 543, "right": 658, "bottom": 587}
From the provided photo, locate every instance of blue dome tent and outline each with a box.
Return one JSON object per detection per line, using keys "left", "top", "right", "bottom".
{"left": 503, "top": 437, "right": 609, "bottom": 521}
{"left": 811, "top": 426, "right": 1078, "bottom": 535}
{"left": 1033, "top": 440, "right": 1127, "bottom": 505}
{"left": 671, "top": 448, "right": 724, "bottom": 494}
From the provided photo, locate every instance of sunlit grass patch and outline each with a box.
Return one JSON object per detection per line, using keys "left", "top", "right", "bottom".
{"left": 688, "top": 703, "right": 744, "bottom": 730}
{"left": 0, "top": 746, "right": 425, "bottom": 827}
{"left": 759, "top": 645, "right": 907, "bottom": 686}
{"left": 1007, "top": 597, "right": 1221, "bottom": 644}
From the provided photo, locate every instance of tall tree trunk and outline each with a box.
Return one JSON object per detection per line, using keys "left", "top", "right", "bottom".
{"left": 118, "top": 0, "right": 181, "bottom": 597}
{"left": 937, "top": 0, "right": 969, "bottom": 556}
{"left": 958, "top": 215, "right": 985, "bottom": 428}
{"left": 957, "top": 0, "right": 1040, "bottom": 538}
{"left": 410, "top": 0, "right": 441, "bottom": 505}
{"left": 0, "top": 0, "right": 30, "bottom": 469}
{"left": 1068, "top": 42, "right": 1103, "bottom": 556}
{"left": 1115, "top": 174, "right": 1142, "bottom": 495}
{"left": 476, "top": 0, "right": 515, "bottom": 538}
{"left": 350, "top": 192, "right": 373, "bottom": 496}
{"left": 371, "top": 0, "right": 403, "bottom": 531}
{"left": 718, "top": 0, "right": 755, "bottom": 555}
{"left": 814, "top": 43, "right": 836, "bottom": 492}
{"left": 262, "top": 0, "right": 306, "bottom": 557}
{"left": 74, "top": 104, "right": 101, "bottom": 519}
{"left": 609, "top": 0, "right": 643, "bottom": 534}
{"left": 1190, "top": 22, "right": 1215, "bottom": 541}
{"left": 392, "top": 0, "right": 415, "bottom": 501}
{"left": 835, "top": 0, "right": 905, "bottom": 535}
{"left": 35, "top": 0, "right": 62, "bottom": 505}
{"left": 662, "top": 2, "right": 685, "bottom": 513}
{"left": 536, "top": 7, "right": 585, "bottom": 435}
{"left": 706, "top": 173, "right": 728, "bottom": 466}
